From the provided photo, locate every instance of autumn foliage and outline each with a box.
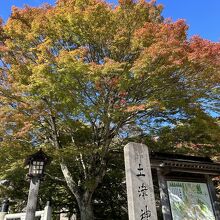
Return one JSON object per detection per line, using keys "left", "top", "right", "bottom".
{"left": 0, "top": 0, "right": 219, "bottom": 219}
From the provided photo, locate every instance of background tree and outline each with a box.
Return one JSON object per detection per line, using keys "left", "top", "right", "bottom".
{"left": 0, "top": 0, "right": 220, "bottom": 219}
{"left": 143, "top": 114, "right": 220, "bottom": 154}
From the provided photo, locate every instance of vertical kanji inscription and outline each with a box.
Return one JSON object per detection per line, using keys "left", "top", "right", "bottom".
{"left": 124, "top": 142, "right": 158, "bottom": 220}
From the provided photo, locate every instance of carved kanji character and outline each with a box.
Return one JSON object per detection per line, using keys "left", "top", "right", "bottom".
{"left": 138, "top": 183, "right": 148, "bottom": 199}
{"left": 136, "top": 163, "right": 145, "bottom": 177}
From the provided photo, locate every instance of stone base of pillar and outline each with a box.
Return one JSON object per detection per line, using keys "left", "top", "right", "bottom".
{"left": 0, "top": 212, "right": 7, "bottom": 220}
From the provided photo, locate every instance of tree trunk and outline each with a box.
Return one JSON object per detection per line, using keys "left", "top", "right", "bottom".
{"left": 79, "top": 198, "right": 94, "bottom": 220}
{"left": 60, "top": 162, "right": 95, "bottom": 220}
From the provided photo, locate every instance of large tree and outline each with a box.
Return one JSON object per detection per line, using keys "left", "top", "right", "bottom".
{"left": 0, "top": 0, "right": 220, "bottom": 219}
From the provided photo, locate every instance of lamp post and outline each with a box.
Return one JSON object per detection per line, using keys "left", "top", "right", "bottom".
{"left": 24, "top": 149, "right": 51, "bottom": 220}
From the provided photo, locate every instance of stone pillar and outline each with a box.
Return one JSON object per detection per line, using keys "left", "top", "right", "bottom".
{"left": 60, "top": 213, "right": 69, "bottom": 220}
{"left": 25, "top": 176, "right": 40, "bottom": 220}
{"left": 124, "top": 142, "right": 158, "bottom": 220}
{"left": 43, "top": 201, "right": 52, "bottom": 220}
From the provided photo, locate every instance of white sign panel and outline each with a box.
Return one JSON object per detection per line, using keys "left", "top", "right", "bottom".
{"left": 124, "top": 142, "right": 158, "bottom": 220}
{"left": 167, "top": 181, "right": 216, "bottom": 220}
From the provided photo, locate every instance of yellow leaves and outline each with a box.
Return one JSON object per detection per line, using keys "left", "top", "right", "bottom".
{"left": 100, "top": 58, "right": 125, "bottom": 75}
{"left": 0, "top": 0, "right": 219, "bottom": 153}
{"left": 89, "top": 58, "right": 126, "bottom": 92}
{"left": 53, "top": 0, "right": 115, "bottom": 47}
{"left": 4, "top": 4, "right": 53, "bottom": 63}
{"left": 56, "top": 0, "right": 75, "bottom": 6}
{"left": 35, "top": 38, "right": 54, "bottom": 63}
{"left": 29, "top": 63, "right": 55, "bottom": 96}
{"left": 56, "top": 49, "right": 90, "bottom": 78}
{"left": 110, "top": 0, "right": 163, "bottom": 60}
{"left": 57, "top": 49, "right": 87, "bottom": 63}
{"left": 37, "top": 38, "right": 53, "bottom": 52}
{"left": 0, "top": 144, "right": 30, "bottom": 179}
{"left": 6, "top": 6, "right": 39, "bottom": 35}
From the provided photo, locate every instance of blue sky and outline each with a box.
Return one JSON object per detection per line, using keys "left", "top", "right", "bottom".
{"left": 0, "top": 0, "right": 220, "bottom": 42}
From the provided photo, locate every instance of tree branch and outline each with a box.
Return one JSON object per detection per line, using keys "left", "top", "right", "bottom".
{"left": 60, "top": 161, "right": 80, "bottom": 203}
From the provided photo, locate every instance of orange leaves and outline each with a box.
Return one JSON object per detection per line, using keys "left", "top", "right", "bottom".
{"left": 132, "top": 19, "right": 190, "bottom": 77}
{"left": 56, "top": 0, "right": 76, "bottom": 7}
{"left": 189, "top": 36, "right": 220, "bottom": 67}
{"left": 0, "top": 18, "right": 7, "bottom": 53}
{"left": 10, "top": 4, "right": 52, "bottom": 22}
{"left": 125, "top": 104, "right": 145, "bottom": 112}
{"left": 118, "top": 0, "right": 134, "bottom": 7}
{"left": 0, "top": 17, "right": 3, "bottom": 26}
{"left": 0, "top": 44, "right": 8, "bottom": 52}
{"left": 0, "top": 17, "right": 4, "bottom": 36}
{"left": 91, "top": 59, "right": 127, "bottom": 108}
{"left": 124, "top": 100, "right": 164, "bottom": 113}
{"left": 162, "top": 19, "right": 188, "bottom": 41}
{"left": 133, "top": 19, "right": 188, "bottom": 50}
{"left": 0, "top": 104, "right": 32, "bottom": 139}
{"left": 132, "top": 22, "right": 158, "bottom": 53}
{"left": 186, "top": 36, "right": 220, "bottom": 83}
{"left": 5, "top": 4, "right": 52, "bottom": 44}
{"left": 15, "top": 121, "right": 33, "bottom": 138}
{"left": 0, "top": 0, "right": 219, "bottom": 150}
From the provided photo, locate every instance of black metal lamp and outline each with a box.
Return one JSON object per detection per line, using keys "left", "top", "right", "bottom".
{"left": 25, "top": 149, "right": 51, "bottom": 178}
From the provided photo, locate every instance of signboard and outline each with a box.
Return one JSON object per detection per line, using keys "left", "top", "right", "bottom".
{"left": 167, "top": 181, "right": 216, "bottom": 220}
{"left": 124, "top": 142, "right": 158, "bottom": 220}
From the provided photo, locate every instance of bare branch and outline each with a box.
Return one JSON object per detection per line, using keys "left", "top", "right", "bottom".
{"left": 44, "top": 172, "right": 66, "bottom": 183}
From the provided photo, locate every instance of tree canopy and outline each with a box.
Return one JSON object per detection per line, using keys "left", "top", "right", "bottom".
{"left": 0, "top": 0, "right": 219, "bottom": 219}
